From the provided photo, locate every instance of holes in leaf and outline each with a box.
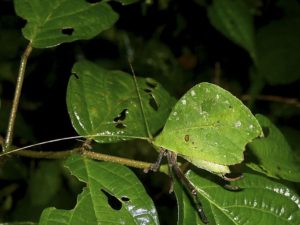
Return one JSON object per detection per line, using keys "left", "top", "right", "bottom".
{"left": 184, "top": 134, "right": 190, "bottom": 142}
{"left": 121, "top": 196, "right": 130, "bottom": 202}
{"left": 71, "top": 72, "right": 79, "bottom": 79}
{"left": 149, "top": 93, "right": 159, "bottom": 111}
{"left": 145, "top": 78, "right": 158, "bottom": 89}
{"left": 142, "top": 78, "right": 160, "bottom": 111}
{"left": 262, "top": 126, "right": 270, "bottom": 137}
{"left": 143, "top": 88, "right": 152, "bottom": 93}
{"left": 113, "top": 109, "right": 128, "bottom": 129}
{"left": 101, "top": 189, "right": 122, "bottom": 210}
{"left": 61, "top": 27, "right": 74, "bottom": 35}
{"left": 115, "top": 123, "right": 126, "bottom": 129}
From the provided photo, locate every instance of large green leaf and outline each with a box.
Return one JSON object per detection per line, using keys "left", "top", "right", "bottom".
{"left": 14, "top": 0, "right": 119, "bottom": 48}
{"left": 154, "top": 82, "right": 262, "bottom": 174}
{"left": 67, "top": 60, "right": 175, "bottom": 143}
{"left": 187, "top": 171, "right": 300, "bottom": 225}
{"left": 256, "top": 18, "right": 300, "bottom": 85}
{"left": 247, "top": 114, "right": 300, "bottom": 182}
{"left": 39, "top": 155, "right": 159, "bottom": 225}
{"left": 207, "top": 0, "right": 256, "bottom": 61}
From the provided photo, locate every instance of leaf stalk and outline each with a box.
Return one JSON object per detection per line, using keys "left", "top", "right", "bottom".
{"left": 3, "top": 42, "right": 33, "bottom": 152}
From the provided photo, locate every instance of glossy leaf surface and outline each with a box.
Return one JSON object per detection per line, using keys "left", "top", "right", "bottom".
{"left": 39, "top": 155, "right": 159, "bottom": 225}
{"left": 187, "top": 171, "right": 300, "bottom": 225}
{"left": 247, "top": 114, "right": 300, "bottom": 182}
{"left": 207, "top": 0, "right": 256, "bottom": 61}
{"left": 67, "top": 60, "right": 175, "bottom": 143}
{"left": 154, "top": 83, "right": 262, "bottom": 174}
{"left": 14, "top": 0, "right": 119, "bottom": 48}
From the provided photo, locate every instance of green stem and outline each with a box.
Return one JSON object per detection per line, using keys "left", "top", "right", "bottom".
{"left": 0, "top": 136, "right": 153, "bottom": 170}
{"left": 3, "top": 42, "right": 33, "bottom": 152}
{"left": 82, "top": 150, "right": 152, "bottom": 170}
{"left": 15, "top": 148, "right": 80, "bottom": 159}
{"left": 6, "top": 148, "right": 152, "bottom": 170}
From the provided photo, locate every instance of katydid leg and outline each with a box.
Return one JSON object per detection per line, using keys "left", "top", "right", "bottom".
{"left": 167, "top": 151, "right": 209, "bottom": 225}
{"left": 144, "top": 147, "right": 166, "bottom": 173}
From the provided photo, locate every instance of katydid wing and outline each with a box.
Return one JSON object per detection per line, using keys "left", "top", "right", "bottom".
{"left": 154, "top": 82, "right": 263, "bottom": 176}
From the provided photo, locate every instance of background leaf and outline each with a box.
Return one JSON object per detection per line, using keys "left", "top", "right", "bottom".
{"left": 247, "top": 114, "right": 300, "bottom": 182}
{"left": 67, "top": 60, "right": 176, "bottom": 143}
{"left": 39, "top": 155, "right": 159, "bottom": 225}
{"left": 186, "top": 171, "right": 300, "bottom": 225}
{"left": 14, "top": 0, "right": 119, "bottom": 48}
{"left": 207, "top": 0, "right": 256, "bottom": 61}
{"left": 154, "top": 82, "right": 262, "bottom": 171}
{"left": 256, "top": 18, "right": 300, "bottom": 85}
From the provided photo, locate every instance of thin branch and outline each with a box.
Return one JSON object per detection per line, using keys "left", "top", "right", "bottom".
{"left": 82, "top": 150, "right": 152, "bottom": 170}
{"left": 14, "top": 148, "right": 80, "bottom": 159}
{"left": 241, "top": 94, "right": 300, "bottom": 108}
{"left": 0, "top": 136, "right": 153, "bottom": 170}
{"left": 3, "top": 42, "right": 33, "bottom": 152}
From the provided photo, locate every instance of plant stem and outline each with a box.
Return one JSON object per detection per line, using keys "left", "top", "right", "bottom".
{"left": 241, "top": 94, "right": 300, "bottom": 108}
{"left": 15, "top": 148, "right": 80, "bottom": 159}
{"left": 82, "top": 150, "right": 152, "bottom": 169}
{"left": 3, "top": 42, "right": 33, "bottom": 152}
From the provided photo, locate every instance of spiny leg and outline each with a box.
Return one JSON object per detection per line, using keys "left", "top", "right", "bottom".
{"left": 166, "top": 151, "right": 209, "bottom": 225}
{"left": 221, "top": 174, "right": 243, "bottom": 191}
{"left": 144, "top": 147, "right": 166, "bottom": 173}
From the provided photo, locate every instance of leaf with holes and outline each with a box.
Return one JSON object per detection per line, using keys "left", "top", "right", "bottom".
{"left": 154, "top": 83, "right": 262, "bottom": 175}
{"left": 186, "top": 171, "right": 300, "bottom": 225}
{"left": 207, "top": 0, "right": 256, "bottom": 62}
{"left": 39, "top": 155, "right": 159, "bottom": 225}
{"left": 14, "top": 0, "right": 119, "bottom": 48}
{"left": 247, "top": 114, "right": 300, "bottom": 182}
{"left": 67, "top": 60, "right": 176, "bottom": 143}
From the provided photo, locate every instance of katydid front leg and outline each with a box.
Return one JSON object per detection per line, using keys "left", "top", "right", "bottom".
{"left": 144, "top": 147, "right": 166, "bottom": 173}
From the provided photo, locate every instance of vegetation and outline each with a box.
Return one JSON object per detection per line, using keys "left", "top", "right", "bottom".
{"left": 0, "top": 0, "right": 299, "bottom": 224}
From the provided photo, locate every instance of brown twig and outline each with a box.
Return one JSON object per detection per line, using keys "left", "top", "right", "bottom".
{"left": 241, "top": 94, "right": 300, "bottom": 108}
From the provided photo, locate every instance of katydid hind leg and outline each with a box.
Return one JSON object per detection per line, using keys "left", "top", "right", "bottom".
{"left": 167, "top": 151, "right": 209, "bottom": 224}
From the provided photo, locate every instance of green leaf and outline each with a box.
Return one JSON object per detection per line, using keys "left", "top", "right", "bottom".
{"left": 247, "top": 114, "right": 300, "bottom": 182}
{"left": 14, "top": 0, "right": 119, "bottom": 48}
{"left": 39, "top": 155, "right": 159, "bottom": 225}
{"left": 29, "top": 161, "right": 63, "bottom": 206}
{"left": 207, "top": 0, "right": 256, "bottom": 62}
{"left": 186, "top": 171, "right": 300, "bottom": 225}
{"left": 256, "top": 18, "right": 300, "bottom": 85}
{"left": 173, "top": 179, "right": 204, "bottom": 225}
{"left": 67, "top": 60, "right": 175, "bottom": 143}
{"left": 154, "top": 82, "right": 262, "bottom": 175}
